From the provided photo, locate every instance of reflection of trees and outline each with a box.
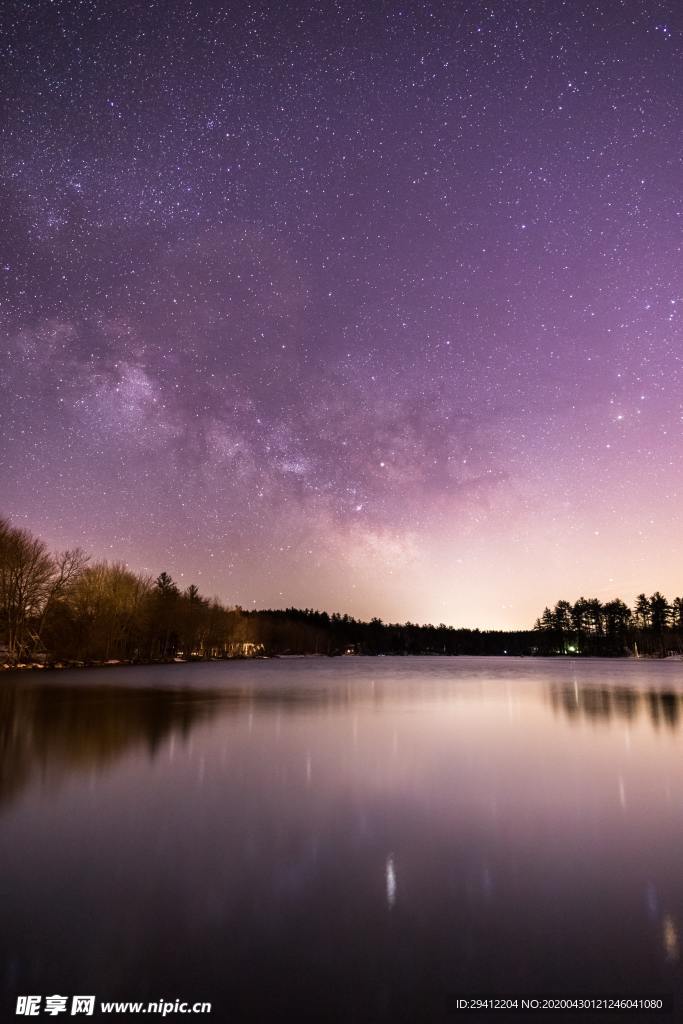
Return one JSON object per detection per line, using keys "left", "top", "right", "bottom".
{"left": 0, "top": 677, "right": 359, "bottom": 812}
{"left": 549, "top": 684, "right": 682, "bottom": 731}
{"left": 648, "top": 690, "right": 680, "bottom": 729}
{"left": 0, "top": 682, "right": 229, "bottom": 811}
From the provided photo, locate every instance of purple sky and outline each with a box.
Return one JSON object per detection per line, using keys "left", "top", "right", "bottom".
{"left": 1, "top": 1, "right": 681, "bottom": 628}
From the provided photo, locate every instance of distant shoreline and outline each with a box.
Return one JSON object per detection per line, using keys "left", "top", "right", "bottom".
{"left": 4, "top": 652, "right": 683, "bottom": 675}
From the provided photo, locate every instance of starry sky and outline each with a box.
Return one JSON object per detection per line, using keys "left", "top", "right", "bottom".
{"left": 1, "top": 0, "right": 682, "bottom": 629}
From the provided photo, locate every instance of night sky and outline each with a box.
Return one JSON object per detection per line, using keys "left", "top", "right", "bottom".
{"left": 2, "top": 1, "right": 681, "bottom": 628}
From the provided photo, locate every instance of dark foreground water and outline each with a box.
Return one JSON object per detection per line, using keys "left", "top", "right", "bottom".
{"left": 2, "top": 657, "right": 683, "bottom": 1022}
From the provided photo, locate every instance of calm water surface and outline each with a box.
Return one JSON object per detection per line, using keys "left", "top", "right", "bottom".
{"left": 2, "top": 657, "right": 683, "bottom": 1021}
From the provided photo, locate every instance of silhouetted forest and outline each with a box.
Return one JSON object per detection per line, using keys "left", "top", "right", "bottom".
{"left": 1, "top": 517, "right": 681, "bottom": 665}
{"left": 533, "top": 594, "right": 683, "bottom": 657}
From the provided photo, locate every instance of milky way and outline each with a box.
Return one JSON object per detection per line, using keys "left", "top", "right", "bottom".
{"left": 1, "top": 1, "right": 681, "bottom": 627}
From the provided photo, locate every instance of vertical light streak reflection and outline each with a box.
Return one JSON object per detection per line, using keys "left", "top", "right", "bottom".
{"left": 386, "top": 855, "right": 397, "bottom": 909}
{"left": 663, "top": 915, "right": 679, "bottom": 961}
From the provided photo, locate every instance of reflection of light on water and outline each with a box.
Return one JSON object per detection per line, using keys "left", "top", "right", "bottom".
{"left": 663, "top": 915, "right": 679, "bottom": 961}
{"left": 305, "top": 752, "right": 312, "bottom": 784}
{"left": 506, "top": 695, "right": 520, "bottom": 722}
{"left": 386, "top": 855, "right": 396, "bottom": 909}
{"left": 618, "top": 776, "right": 626, "bottom": 809}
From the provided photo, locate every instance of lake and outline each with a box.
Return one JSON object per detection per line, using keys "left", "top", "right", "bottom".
{"left": 2, "top": 657, "right": 683, "bottom": 1021}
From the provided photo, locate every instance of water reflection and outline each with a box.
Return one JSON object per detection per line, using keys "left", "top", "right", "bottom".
{"left": 0, "top": 670, "right": 362, "bottom": 810}
{"left": 663, "top": 915, "right": 680, "bottom": 962}
{"left": 7, "top": 670, "right": 678, "bottom": 814}
{"left": 548, "top": 683, "right": 683, "bottom": 729}
{"left": 2, "top": 659, "right": 683, "bottom": 1021}
{"left": 0, "top": 680, "right": 226, "bottom": 810}
{"left": 385, "top": 855, "right": 397, "bottom": 909}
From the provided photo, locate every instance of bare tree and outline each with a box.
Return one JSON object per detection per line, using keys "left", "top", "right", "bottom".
{"left": 67, "top": 561, "right": 151, "bottom": 660}
{"left": 35, "top": 547, "right": 89, "bottom": 645}
{"left": 0, "top": 519, "right": 55, "bottom": 658}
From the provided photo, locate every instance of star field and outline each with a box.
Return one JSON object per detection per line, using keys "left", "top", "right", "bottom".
{"left": 1, "top": 0, "right": 682, "bottom": 627}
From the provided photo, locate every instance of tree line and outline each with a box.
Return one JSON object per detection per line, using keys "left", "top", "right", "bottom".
{"left": 0, "top": 516, "right": 534, "bottom": 663}
{"left": 0, "top": 517, "right": 249, "bottom": 665}
{"left": 1, "top": 516, "right": 680, "bottom": 665}
{"left": 533, "top": 594, "right": 683, "bottom": 656}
